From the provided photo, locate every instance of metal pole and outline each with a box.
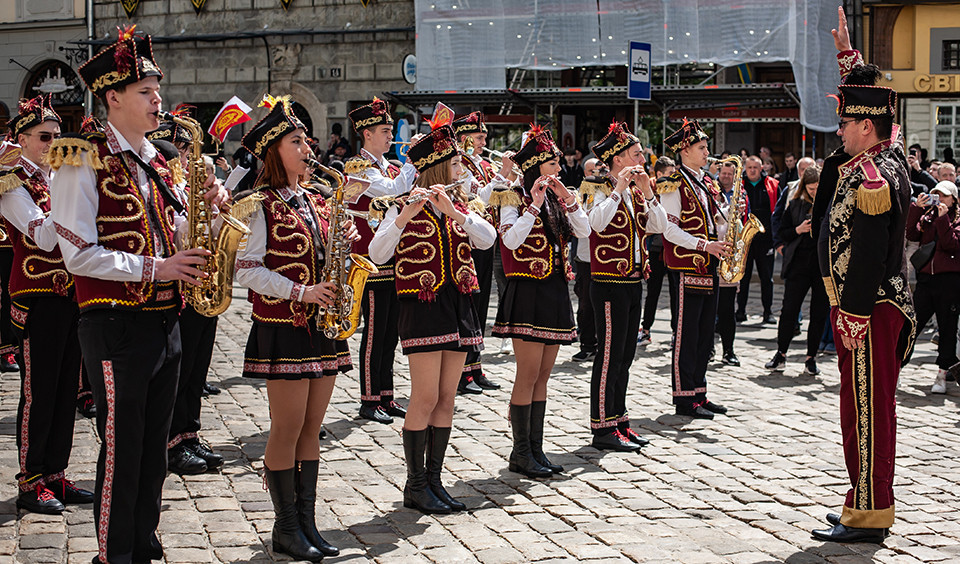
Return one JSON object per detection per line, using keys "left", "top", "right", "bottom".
{"left": 85, "top": 0, "right": 94, "bottom": 115}
{"left": 802, "top": 125, "right": 807, "bottom": 157}
{"left": 633, "top": 99, "right": 639, "bottom": 136}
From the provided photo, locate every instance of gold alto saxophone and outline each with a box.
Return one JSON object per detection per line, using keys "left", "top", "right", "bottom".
{"left": 709, "top": 155, "right": 765, "bottom": 283}
{"left": 159, "top": 111, "right": 251, "bottom": 316}
{"left": 305, "top": 157, "right": 378, "bottom": 340}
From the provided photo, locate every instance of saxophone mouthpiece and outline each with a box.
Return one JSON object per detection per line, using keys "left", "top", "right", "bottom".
{"left": 303, "top": 157, "right": 323, "bottom": 169}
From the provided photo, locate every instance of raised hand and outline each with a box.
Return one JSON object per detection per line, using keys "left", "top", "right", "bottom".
{"left": 831, "top": 5, "right": 852, "bottom": 52}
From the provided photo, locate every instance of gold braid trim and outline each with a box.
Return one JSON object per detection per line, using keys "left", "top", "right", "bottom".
{"left": 231, "top": 192, "right": 267, "bottom": 224}
{"left": 579, "top": 180, "right": 611, "bottom": 198}
{"left": 344, "top": 158, "right": 374, "bottom": 175}
{"left": 855, "top": 184, "right": 891, "bottom": 215}
{"left": 489, "top": 189, "right": 521, "bottom": 209}
{"left": 168, "top": 159, "right": 185, "bottom": 186}
{"left": 0, "top": 170, "right": 25, "bottom": 196}
{"left": 656, "top": 178, "right": 681, "bottom": 194}
{"left": 46, "top": 138, "right": 104, "bottom": 171}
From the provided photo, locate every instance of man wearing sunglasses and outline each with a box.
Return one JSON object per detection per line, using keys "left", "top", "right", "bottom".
{"left": 0, "top": 93, "right": 93, "bottom": 517}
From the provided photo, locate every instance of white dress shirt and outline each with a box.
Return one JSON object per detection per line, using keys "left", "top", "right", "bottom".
{"left": 51, "top": 122, "right": 183, "bottom": 282}
{"left": 587, "top": 184, "right": 668, "bottom": 263}
{"left": 499, "top": 193, "right": 590, "bottom": 251}
{"left": 235, "top": 185, "right": 326, "bottom": 303}
{"left": 347, "top": 149, "right": 417, "bottom": 201}
{"left": 368, "top": 203, "right": 497, "bottom": 265}
{"left": 0, "top": 157, "right": 60, "bottom": 252}
{"left": 660, "top": 164, "right": 725, "bottom": 251}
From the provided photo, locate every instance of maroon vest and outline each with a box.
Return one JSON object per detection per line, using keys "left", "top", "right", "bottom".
{"left": 251, "top": 188, "right": 329, "bottom": 327}
{"left": 589, "top": 182, "right": 650, "bottom": 280}
{"left": 499, "top": 190, "right": 572, "bottom": 280}
{"left": 5, "top": 167, "right": 73, "bottom": 299}
{"left": 74, "top": 138, "right": 179, "bottom": 312}
{"left": 663, "top": 173, "right": 720, "bottom": 275}
{"left": 349, "top": 161, "right": 400, "bottom": 283}
{"left": 395, "top": 203, "right": 478, "bottom": 302}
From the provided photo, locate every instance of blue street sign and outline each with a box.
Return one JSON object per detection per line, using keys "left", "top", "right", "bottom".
{"left": 628, "top": 41, "right": 651, "bottom": 101}
{"left": 395, "top": 118, "right": 410, "bottom": 163}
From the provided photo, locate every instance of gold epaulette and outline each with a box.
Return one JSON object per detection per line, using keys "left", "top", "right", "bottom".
{"left": 46, "top": 134, "right": 104, "bottom": 171}
{"left": 579, "top": 179, "right": 611, "bottom": 199}
{"left": 344, "top": 157, "right": 374, "bottom": 176}
{"left": 168, "top": 159, "right": 186, "bottom": 186}
{"left": 656, "top": 174, "right": 682, "bottom": 195}
{"left": 230, "top": 192, "right": 267, "bottom": 224}
{"left": 489, "top": 188, "right": 521, "bottom": 209}
{"left": 855, "top": 160, "right": 892, "bottom": 215}
{"left": 467, "top": 197, "right": 487, "bottom": 216}
{"left": 0, "top": 167, "right": 25, "bottom": 196}
{"left": 368, "top": 194, "right": 401, "bottom": 221}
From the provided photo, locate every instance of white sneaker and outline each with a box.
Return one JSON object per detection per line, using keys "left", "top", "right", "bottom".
{"left": 499, "top": 338, "right": 514, "bottom": 356}
{"left": 931, "top": 370, "right": 947, "bottom": 394}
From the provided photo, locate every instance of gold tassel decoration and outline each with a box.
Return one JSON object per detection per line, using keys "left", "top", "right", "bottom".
{"left": 855, "top": 184, "right": 891, "bottom": 216}
{"left": 168, "top": 160, "right": 186, "bottom": 186}
{"left": 0, "top": 169, "right": 25, "bottom": 196}
{"left": 467, "top": 198, "right": 487, "bottom": 216}
{"left": 580, "top": 180, "right": 610, "bottom": 197}
{"left": 489, "top": 188, "right": 521, "bottom": 209}
{"left": 46, "top": 138, "right": 103, "bottom": 171}
{"left": 230, "top": 192, "right": 266, "bottom": 224}
{"left": 344, "top": 158, "right": 374, "bottom": 176}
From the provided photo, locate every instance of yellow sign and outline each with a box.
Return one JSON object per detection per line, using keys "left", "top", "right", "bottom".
{"left": 913, "top": 74, "right": 960, "bottom": 93}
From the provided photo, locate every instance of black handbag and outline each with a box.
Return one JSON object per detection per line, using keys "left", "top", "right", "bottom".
{"left": 910, "top": 239, "right": 936, "bottom": 272}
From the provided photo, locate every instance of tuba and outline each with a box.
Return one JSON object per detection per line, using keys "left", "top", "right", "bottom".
{"left": 710, "top": 155, "right": 765, "bottom": 283}
{"left": 159, "top": 111, "right": 250, "bottom": 316}
{"left": 305, "top": 157, "right": 378, "bottom": 340}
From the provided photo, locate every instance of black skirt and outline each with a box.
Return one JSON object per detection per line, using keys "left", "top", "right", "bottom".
{"left": 243, "top": 321, "right": 352, "bottom": 380}
{"left": 397, "top": 284, "right": 483, "bottom": 355}
{"left": 493, "top": 271, "right": 577, "bottom": 344}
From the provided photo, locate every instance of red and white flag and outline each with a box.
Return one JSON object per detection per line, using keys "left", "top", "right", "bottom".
{"left": 208, "top": 96, "right": 253, "bottom": 143}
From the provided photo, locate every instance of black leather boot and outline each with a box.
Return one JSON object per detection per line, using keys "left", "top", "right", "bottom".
{"left": 264, "top": 466, "right": 325, "bottom": 562}
{"left": 508, "top": 404, "right": 552, "bottom": 478}
{"left": 295, "top": 460, "right": 340, "bottom": 556}
{"left": 402, "top": 428, "right": 451, "bottom": 514}
{"left": 529, "top": 401, "right": 562, "bottom": 473}
{"left": 426, "top": 427, "right": 466, "bottom": 512}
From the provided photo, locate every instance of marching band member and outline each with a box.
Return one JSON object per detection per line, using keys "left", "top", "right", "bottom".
{"left": 493, "top": 125, "right": 589, "bottom": 477}
{"left": 235, "top": 95, "right": 352, "bottom": 561}
{"left": 0, "top": 95, "right": 92, "bottom": 515}
{"left": 147, "top": 120, "right": 225, "bottom": 477}
{"left": 582, "top": 121, "right": 666, "bottom": 451}
{"left": 810, "top": 9, "right": 915, "bottom": 542}
{"left": 452, "top": 111, "right": 512, "bottom": 393}
{"left": 346, "top": 97, "right": 417, "bottom": 424}
{"left": 369, "top": 119, "right": 496, "bottom": 513}
{"left": 50, "top": 26, "right": 226, "bottom": 563}
{"left": 658, "top": 119, "right": 732, "bottom": 420}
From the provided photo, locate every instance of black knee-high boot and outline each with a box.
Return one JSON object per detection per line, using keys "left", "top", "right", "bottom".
{"left": 426, "top": 426, "right": 466, "bottom": 511}
{"left": 529, "top": 401, "right": 562, "bottom": 473}
{"left": 508, "top": 404, "right": 552, "bottom": 478}
{"left": 295, "top": 460, "right": 340, "bottom": 556}
{"left": 402, "top": 428, "right": 451, "bottom": 514}
{"left": 264, "top": 466, "right": 325, "bottom": 562}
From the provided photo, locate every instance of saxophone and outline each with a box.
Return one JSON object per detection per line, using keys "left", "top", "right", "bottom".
{"left": 305, "top": 157, "right": 378, "bottom": 340}
{"left": 159, "top": 111, "right": 251, "bottom": 316}
{"left": 710, "top": 156, "right": 765, "bottom": 284}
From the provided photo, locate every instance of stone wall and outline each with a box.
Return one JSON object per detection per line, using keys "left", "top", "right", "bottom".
{"left": 94, "top": 0, "right": 415, "bottom": 151}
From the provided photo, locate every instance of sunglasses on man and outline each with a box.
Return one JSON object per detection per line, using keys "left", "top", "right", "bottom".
{"left": 23, "top": 132, "right": 59, "bottom": 143}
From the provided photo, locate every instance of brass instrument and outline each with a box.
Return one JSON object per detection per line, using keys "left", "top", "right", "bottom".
{"left": 159, "top": 111, "right": 250, "bottom": 317}
{"left": 304, "top": 157, "right": 378, "bottom": 340}
{"left": 709, "top": 156, "right": 765, "bottom": 283}
{"left": 483, "top": 147, "right": 521, "bottom": 177}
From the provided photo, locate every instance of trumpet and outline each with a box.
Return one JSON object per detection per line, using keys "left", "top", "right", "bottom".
{"left": 483, "top": 147, "right": 521, "bottom": 178}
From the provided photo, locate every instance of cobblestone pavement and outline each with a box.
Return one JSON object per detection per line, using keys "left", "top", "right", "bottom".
{"left": 2, "top": 281, "right": 959, "bottom": 564}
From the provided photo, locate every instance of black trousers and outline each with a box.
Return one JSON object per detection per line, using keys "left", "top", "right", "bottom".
{"left": 716, "top": 285, "right": 737, "bottom": 354}
{"left": 776, "top": 269, "right": 829, "bottom": 358}
{"left": 78, "top": 364, "right": 93, "bottom": 402}
{"left": 493, "top": 244, "right": 507, "bottom": 304}
{"left": 168, "top": 304, "right": 218, "bottom": 448}
{"left": 590, "top": 280, "right": 642, "bottom": 435}
{"left": 573, "top": 259, "right": 597, "bottom": 352}
{"left": 359, "top": 281, "right": 400, "bottom": 406}
{"left": 673, "top": 273, "right": 719, "bottom": 407}
{"left": 642, "top": 250, "right": 678, "bottom": 332}
{"left": 79, "top": 309, "right": 180, "bottom": 564}
{"left": 915, "top": 272, "right": 960, "bottom": 369}
{"left": 0, "top": 248, "right": 16, "bottom": 356}
{"left": 14, "top": 296, "right": 82, "bottom": 489}
{"left": 736, "top": 242, "right": 775, "bottom": 316}
{"left": 463, "top": 246, "right": 494, "bottom": 378}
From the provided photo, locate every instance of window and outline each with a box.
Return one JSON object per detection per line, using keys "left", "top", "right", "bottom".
{"left": 944, "top": 40, "right": 960, "bottom": 71}
{"left": 935, "top": 103, "right": 960, "bottom": 161}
